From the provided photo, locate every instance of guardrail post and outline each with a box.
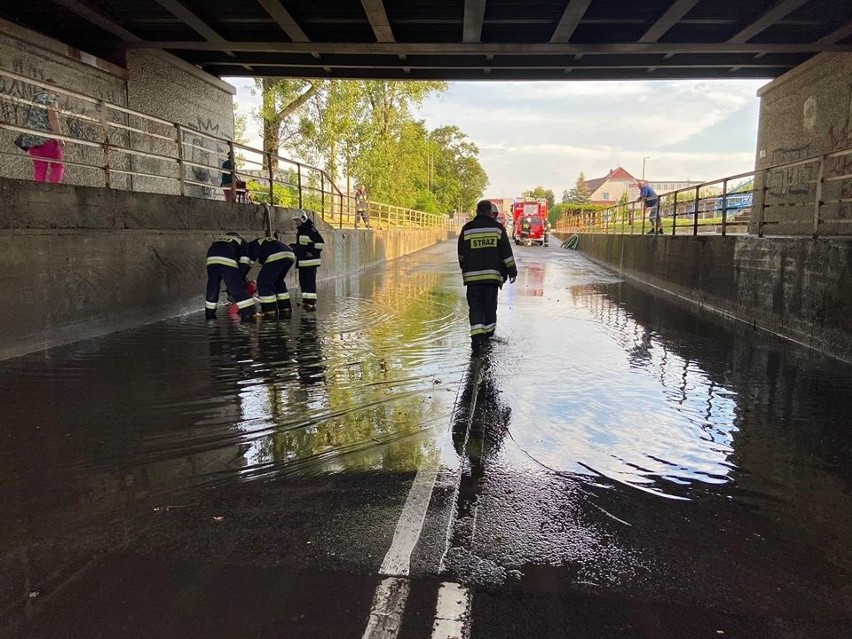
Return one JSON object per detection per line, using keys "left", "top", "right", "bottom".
{"left": 228, "top": 141, "right": 236, "bottom": 204}
{"left": 720, "top": 179, "right": 728, "bottom": 237}
{"left": 174, "top": 123, "right": 185, "bottom": 196}
{"left": 671, "top": 191, "right": 678, "bottom": 237}
{"left": 267, "top": 153, "right": 275, "bottom": 204}
{"left": 757, "top": 168, "right": 767, "bottom": 237}
{"left": 813, "top": 154, "right": 826, "bottom": 238}
{"left": 97, "top": 99, "right": 111, "bottom": 189}
{"left": 693, "top": 185, "right": 700, "bottom": 236}
{"left": 320, "top": 173, "right": 326, "bottom": 221}
{"left": 297, "top": 163, "right": 303, "bottom": 209}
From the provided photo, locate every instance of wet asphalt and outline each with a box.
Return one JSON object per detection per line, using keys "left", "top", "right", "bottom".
{"left": 1, "top": 240, "right": 851, "bottom": 638}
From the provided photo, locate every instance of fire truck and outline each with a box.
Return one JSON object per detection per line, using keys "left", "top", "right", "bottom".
{"left": 512, "top": 198, "right": 548, "bottom": 246}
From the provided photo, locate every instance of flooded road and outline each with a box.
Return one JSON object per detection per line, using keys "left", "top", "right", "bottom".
{"left": 1, "top": 240, "right": 851, "bottom": 638}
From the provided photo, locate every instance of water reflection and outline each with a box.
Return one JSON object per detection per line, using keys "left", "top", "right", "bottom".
{"left": 0, "top": 255, "right": 468, "bottom": 543}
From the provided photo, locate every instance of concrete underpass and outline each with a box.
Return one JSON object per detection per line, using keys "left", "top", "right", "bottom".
{"left": 1, "top": 241, "right": 850, "bottom": 638}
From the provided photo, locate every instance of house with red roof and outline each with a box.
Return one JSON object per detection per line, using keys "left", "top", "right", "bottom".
{"left": 585, "top": 167, "right": 640, "bottom": 205}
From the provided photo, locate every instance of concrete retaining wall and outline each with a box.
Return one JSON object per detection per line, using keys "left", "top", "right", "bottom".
{"left": 561, "top": 233, "right": 852, "bottom": 363}
{"left": 754, "top": 53, "right": 852, "bottom": 235}
{"left": 0, "top": 20, "right": 235, "bottom": 197}
{"left": 0, "top": 177, "right": 452, "bottom": 360}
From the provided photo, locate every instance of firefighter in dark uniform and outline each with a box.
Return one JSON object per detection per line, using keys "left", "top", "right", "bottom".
{"left": 458, "top": 200, "right": 518, "bottom": 350}
{"left": 248, "top": 233, "right": 296, "bottom": 317}
{"left": 291, "top": 212, "right": 325, "bottom": 310}
{"left": 205, "top": 231, "right": 256, "bottom": 320}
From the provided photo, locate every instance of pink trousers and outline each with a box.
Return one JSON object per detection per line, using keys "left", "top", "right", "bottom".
{"left": 28, "top": 139, "right": 65, "bottom": 183}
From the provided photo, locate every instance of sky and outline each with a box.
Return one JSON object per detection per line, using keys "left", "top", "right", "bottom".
{"left": 227, "top": 77, "right": 768, "bottom": 199}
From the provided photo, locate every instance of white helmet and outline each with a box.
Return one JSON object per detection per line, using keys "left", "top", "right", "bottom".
{"left": 291, "top": 211, "right": 308, "bottom": 223}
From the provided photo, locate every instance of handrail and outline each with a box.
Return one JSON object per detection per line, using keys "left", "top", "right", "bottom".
{"left": 0, "top": 68, "right": 454, "bottom": 232}
{"left": 555, "top": 144, "right": 852, "bottom": 239}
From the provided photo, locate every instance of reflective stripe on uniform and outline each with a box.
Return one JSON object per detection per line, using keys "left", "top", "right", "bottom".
{"left": 206, "top": 256, "right": 238, "bottom": 267}
{"left": 302, "top": 292, "right": 317, "bottom": 300}
{"left": 313, "top": 242, "right": 325, "bottom": 249}
{"left": 503, "top": 256, "right": 516, "bottom": 267}
{"left": 276, "top": 292, "right": 290, "bottom": 301}
{"left": 482, "top": 323, "right": 496, "bottom": 334}
{"left": 299, "top": 236, "right": 311, "bottom": 244}
{"left": 259, "top": 295, "right": 277, "bottom": 304}
{"left": 236, "top": 298, "right": 255, "bottom": 309}
{"left": 205, "top": 301, "right": 218, "bottom": 310}
{"left": 266, "top": 251, "right": 295, "bottom": 263}
{"left": 463, "top": 228, "right": 502, "bottom": 239}
{"left": 299, "top": 258, "right": 321, "bottom": 267}
{"left": 239, "top": 256, "right": 251, "bottom": 265}
{"left": 470, "top": 324, "right": 486, "bottom": 336}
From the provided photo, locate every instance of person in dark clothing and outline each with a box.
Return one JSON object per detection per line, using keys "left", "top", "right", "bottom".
{"left": 205, "top": 232, "right": 256, "bottom": 320}
{"left": 458, "top": 200, "right": 518, "bottom": 351}
{"left": 291, "top": 212, "right": 325, "bottom": 310}
{"left": 248, "top": 234, "right": 297, "bottom": 317}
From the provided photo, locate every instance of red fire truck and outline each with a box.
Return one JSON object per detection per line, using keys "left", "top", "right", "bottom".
{"left": 512, "top": 198, "right": 548, "bottom": 246}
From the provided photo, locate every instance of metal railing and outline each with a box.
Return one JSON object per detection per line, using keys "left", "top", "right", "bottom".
{"left": 556, "top": 146, "right": 852, "bottom": 239}
{"left": 0, "top": 69, "right": 452, "bottom": 231}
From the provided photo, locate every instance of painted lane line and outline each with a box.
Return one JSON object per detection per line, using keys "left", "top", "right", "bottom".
{"left": 361, "top": 577, "right": 411, "bottom": 639}
{"left": 431, "top": 582, "right": 471, "bottom": 639}
{"left": 379, "top": 467, "right": 440, "bottom": 577}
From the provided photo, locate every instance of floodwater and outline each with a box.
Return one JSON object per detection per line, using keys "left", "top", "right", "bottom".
{"left": 1, "top": 239, "right": 851, "bottom": 637}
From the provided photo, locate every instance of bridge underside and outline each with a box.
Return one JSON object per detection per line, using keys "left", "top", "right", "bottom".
{"left": 3, "top": 0, "right": 852, "bottom": 80}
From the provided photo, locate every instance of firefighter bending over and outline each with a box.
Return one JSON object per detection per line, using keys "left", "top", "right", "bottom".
{"left": 458, "top": 200, "right": 518, "bottom": 351}
{"left": 248, "top": 233, "right": 296, "bottom": 317}
{"left": 204, "top": 232, "right": 256, "bottom": 320}
{"left": 291, "top": 212, "right": 325, "bottom": 310}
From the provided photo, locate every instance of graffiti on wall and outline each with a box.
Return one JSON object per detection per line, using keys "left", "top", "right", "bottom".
{"left": 0, "top": 53, "right": 124, "bottom": 144}
{"left": 182, "top": 115, "right": 228, "bottom": 197}
{"left": 767, "top": 145, "right": 815, "bottom": 197}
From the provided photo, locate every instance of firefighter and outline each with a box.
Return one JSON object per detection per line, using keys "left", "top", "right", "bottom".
{"left": 248, "top": 232, "right": 296, "bottom": 317}
{"left": 521, "top": 215, "right": 532, "bottom": 240}
{"left": 458, "top": 200, "right": 518, "bottom": 351}
{"left": 204, "top": 231, "right": 255, "bottom": 320}
{"left": 544, "top": 218, "right": 551, "bottom": 246}
{"left": 291, "top": 212, "right": 325, "bottom": 310}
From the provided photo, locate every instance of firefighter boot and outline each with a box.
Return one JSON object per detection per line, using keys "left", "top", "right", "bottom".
{"left": 205, "top": 309, "right": 216, "bottom": 320}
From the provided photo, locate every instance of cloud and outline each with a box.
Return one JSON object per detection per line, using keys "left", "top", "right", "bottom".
{"left": 226, "top": 76, "right": 767, "bottom": 199}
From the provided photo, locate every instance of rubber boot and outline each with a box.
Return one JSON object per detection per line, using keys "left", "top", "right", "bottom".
{"left": 205, "top": 309, "right": 216, "bottom": 320}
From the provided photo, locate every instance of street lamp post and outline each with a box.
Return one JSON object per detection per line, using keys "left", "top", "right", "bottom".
{"left": 642, "top": 156, "right": 650, "bottom": 180}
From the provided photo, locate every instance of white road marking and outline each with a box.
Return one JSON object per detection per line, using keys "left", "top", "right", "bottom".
{"left": 379, "top": 468, "right": 440, "bottom": 577}
{"left": 361, "top": 577, "right": 411, "bottom": 639}
{"left": 430, "top": 582, "right": 471, "bottom": 639}
{"left": 362, "top": 362, "right": 482, "bottom": 638}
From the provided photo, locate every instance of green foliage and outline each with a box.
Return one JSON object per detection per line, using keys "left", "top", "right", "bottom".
{"left": 566, "top": 172, "right": 592, "bottom": 204}
{"left": 246, "top": 179, "right": 299, "bottom": 207}
{"left": 254, "top": 79, "right": 486, "bottom": 216}
{"left": 522, "top": 186, "right": 555, "bottom": 208}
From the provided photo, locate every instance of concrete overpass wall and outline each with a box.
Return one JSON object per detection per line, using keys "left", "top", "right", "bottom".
{"left": 754, "top": 53, "right": 852, "bottom": 235}
{"left": 0, "top": 177, "right": 452, "bottom": 360}
{"left": 0, "top": 19, "right": 129, "bottom": 188}
{"left": 560, "top": 233, "right": 852, "bottom": 364}
{"left": 0, "top": 20, "right": 235, "bottom": 196}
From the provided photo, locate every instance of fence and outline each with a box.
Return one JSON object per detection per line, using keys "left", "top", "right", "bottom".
{"left": 0, "top": 69, "right": 452, "bottom": 232}
{"left": 556, "top": 146, "right": 852, "bottom": 239}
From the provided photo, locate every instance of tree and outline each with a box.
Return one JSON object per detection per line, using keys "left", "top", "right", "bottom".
{"left": 565, "top": 172, "right": 591, "bottom": 204}
{"left": 256, "top": 78, "right": 322, "bottom": 171}
{"left": 522, "top": 186, "right": 555, "bottom": 208}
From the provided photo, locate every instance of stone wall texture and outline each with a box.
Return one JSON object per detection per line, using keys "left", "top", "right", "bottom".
{"left": 557, "top": 233, "right": 852, "bottom": 364}
{"left": 0, "top": 22, "right": 236, "bottom": 198}
{"left": 0, "top": 177, "right": 452, "bottom": 360}
{"left": 754, "top": 53, "right": 852, "bottom": 235}
{"left": 125, "top": 50, "right": 235, "bottom": 198}
{"left": 0, "top": 21, "right": 130, "bottom": 188}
